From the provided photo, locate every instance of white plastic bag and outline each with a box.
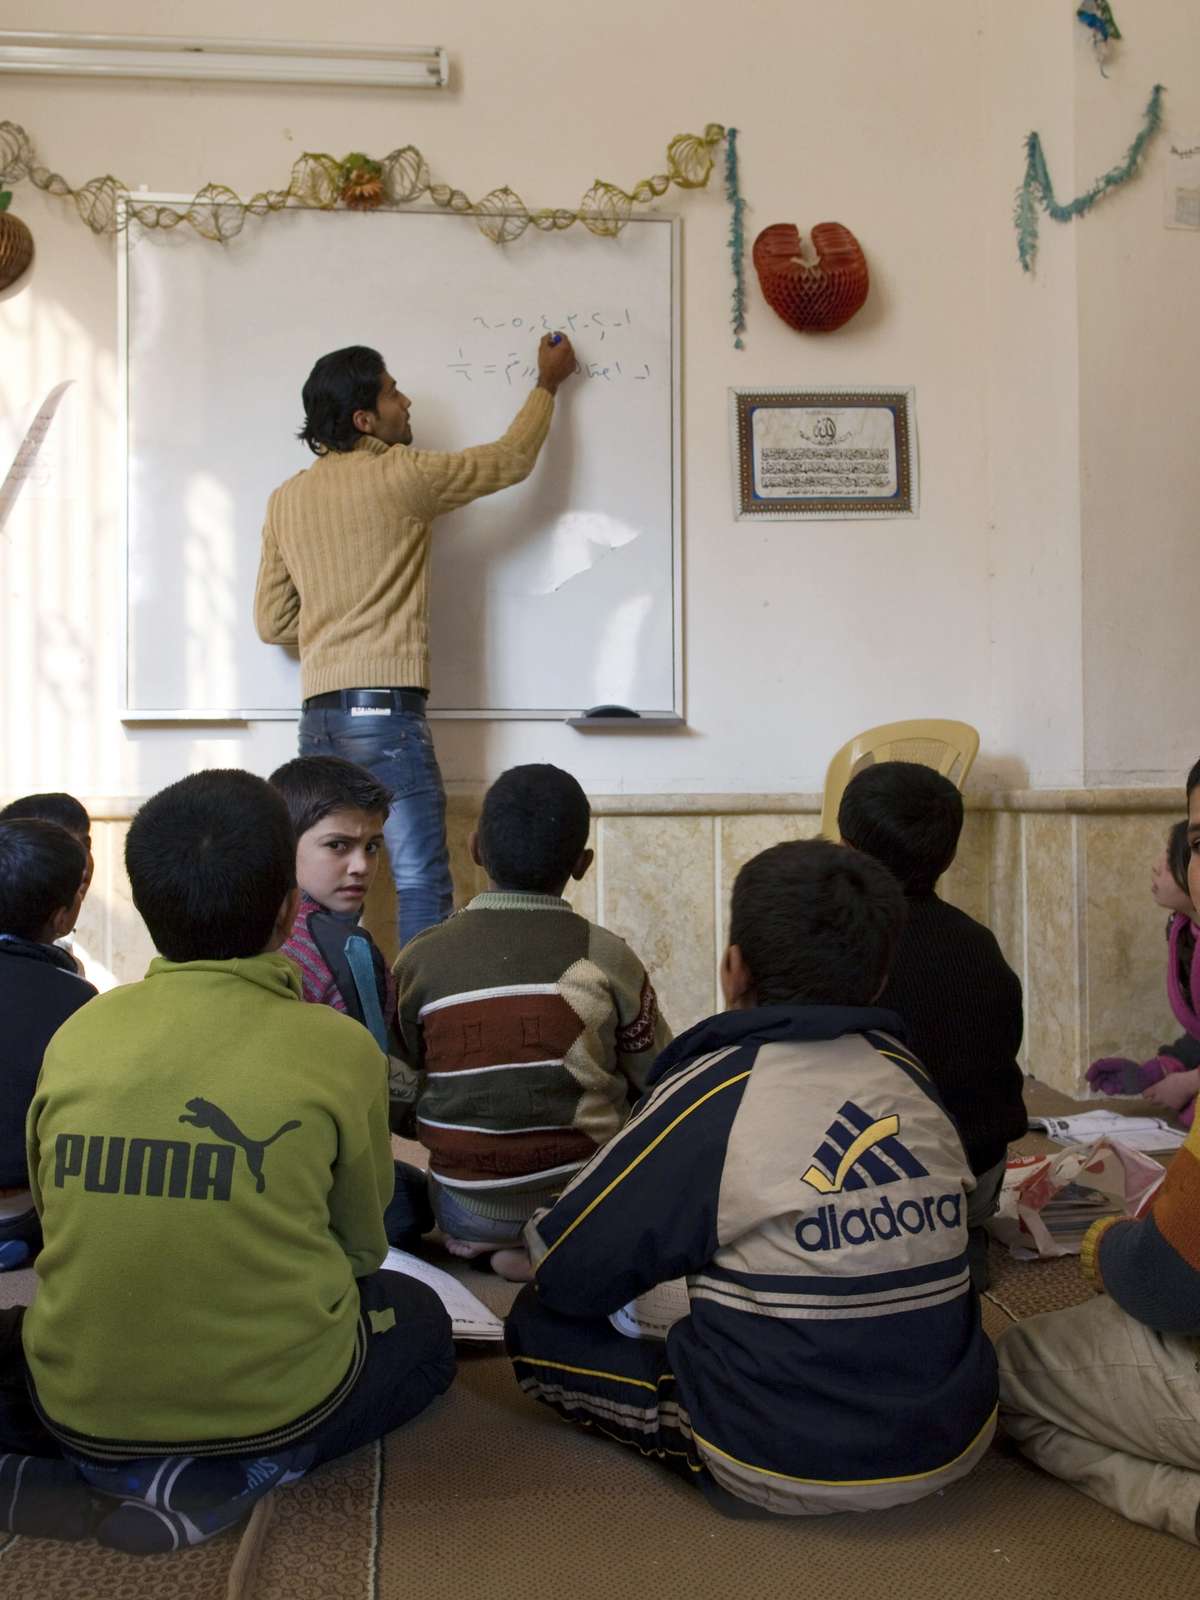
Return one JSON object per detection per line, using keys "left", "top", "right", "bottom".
{"left": 988, "top": 1137, "right": 1166, "bottom": 1260}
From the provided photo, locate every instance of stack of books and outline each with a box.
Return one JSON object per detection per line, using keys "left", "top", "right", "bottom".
{"left": 1034, "top": 1180, "right": 1124, "bottom": 1250}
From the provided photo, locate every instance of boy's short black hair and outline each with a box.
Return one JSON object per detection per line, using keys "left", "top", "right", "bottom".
{"left": 477, "top": 765, "right": 590, "bottom": 895}
{"left": 836, "top": 761, "right": 964, "bottom": 894}
{"left": 1187, "top": 759, "right": 1200, "bottom": 801}
{"left": 298, "top": 346, "right": 387, "bottom": 455}
{"left": 268, "top": 756, "right": 391, "bottom": 840}
{"left": 0, "top": 820, "right": 87, "bottom": 941}
{"left": 125, "top": 771, "right": 296, "bottom": 964}
{"left": 1167, "top": 819, "right": 1191, "bottom": 898}
{"left": 0, "top": 791, "right": 90, "bottom": 843}
{"left": 730, "top": 839, "right": 906, "bottom": 1008}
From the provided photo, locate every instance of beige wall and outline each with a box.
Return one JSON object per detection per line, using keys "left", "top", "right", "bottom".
{"left": 982, "top": 14, "right": 1084, "bottom": 790}
{"left": 61, "top": 789, "right": 1185, "bottom": 1098}
{"left": 2, "top": 7, "right": 1198, "bottom": 1096}
{"left": 6, "top": 0, "right": 1182, "bottom": 801}
{"left": 1075, "top": 8, "right": 1200, "bottom": 784}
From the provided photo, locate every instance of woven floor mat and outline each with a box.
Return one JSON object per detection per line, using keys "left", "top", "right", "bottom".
{"left": 0, "top": 1522, "right": 241, "bottom": 1599}
{"left": 3, "top": 1092, "right": 1189, "bottom": 1598}
{"left": 984, "top": 1242, "right": 1099, "bottom": 1324}
{"left": 256, "top": 1347, "right": 1198, "bottom": 1600}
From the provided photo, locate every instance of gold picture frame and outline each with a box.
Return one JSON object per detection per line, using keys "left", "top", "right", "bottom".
{"left": 729, "top": 387, "right": 918, "bottom": 520}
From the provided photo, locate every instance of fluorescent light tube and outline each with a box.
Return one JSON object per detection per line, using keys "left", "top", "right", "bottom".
{"left": 0, "top": 32, "right": 448, "bottom": 88}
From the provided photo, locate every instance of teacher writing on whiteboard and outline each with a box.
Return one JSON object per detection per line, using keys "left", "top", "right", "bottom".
{"left": 254, "top": 331, "right": 577, "bottom": 948}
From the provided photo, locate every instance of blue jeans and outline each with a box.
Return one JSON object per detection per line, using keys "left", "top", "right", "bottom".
{"left": 428, "top": 1178, "right": 528, "bottom": 1247}
{"left": 384, "top": 1160, "right": 436, "bottom": 1250}
{"left": 299, "top": 705, "right": 453, "bottom": 948}
{"left": 0, "top": 1275, "right": 454, "bottom": 1484}
{"left": 0, "top": 1205, "right": 40, "bottom": 1271}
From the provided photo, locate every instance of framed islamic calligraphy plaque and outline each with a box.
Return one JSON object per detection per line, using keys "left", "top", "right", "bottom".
{"left": 729, "top": 387, "right": 918, "bottom": 520}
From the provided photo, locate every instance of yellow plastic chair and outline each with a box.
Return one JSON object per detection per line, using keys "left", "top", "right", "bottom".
{"left": 820, "top": 719, "right": 980, "bottom": 841}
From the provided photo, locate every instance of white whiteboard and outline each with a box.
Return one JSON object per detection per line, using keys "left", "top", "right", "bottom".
{"left": 119, "top": 204, "right": 681, "bottom": 719}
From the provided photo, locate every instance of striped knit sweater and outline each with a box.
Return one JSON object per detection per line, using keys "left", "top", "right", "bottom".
{"left": 393, "top": 893, "right": 671, "bottom": 1212}
{"left": 1081, "top": 1111, "right": 1200, "bottom": 1332}
{"left": 283, "top": 893, "right": 351, "bottom": 1011}
{"left": 254, "top": 389, "right": 555, "bottom": 698}
{"left": 281, "top": 893, "right": 396, "bottom": 1021}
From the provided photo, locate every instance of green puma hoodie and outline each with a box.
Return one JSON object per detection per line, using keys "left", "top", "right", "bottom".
{"left": 23, "top": 953, "right": 392, "bottom": 1458}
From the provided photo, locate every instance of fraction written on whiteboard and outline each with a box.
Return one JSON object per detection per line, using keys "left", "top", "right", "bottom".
{"left": 446, "top": 349, "right": 651, "bottom": 385}
{"left": 446, "top": 306, "right": 648, "bottom": 384}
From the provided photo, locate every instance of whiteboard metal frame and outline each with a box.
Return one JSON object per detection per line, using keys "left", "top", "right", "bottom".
{"left": 117, "top": 198, "right": 683, "bottom": 723}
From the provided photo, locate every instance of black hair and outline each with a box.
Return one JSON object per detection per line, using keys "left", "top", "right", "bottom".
{"left": 729, "top": 839, "right": 906, "bottom": 1008}
{"left": 125, "top": 770, "right": 296, "bottom": 964}
{"left": 0, "top": 790, "right": 90, "bottom": 843}
{"left": 477, "top": 764, "right": 590, "bottom": 895}
{"left": 1187, "top": 759, "right": 1200, "bottom": 801}
{"left": 0, "top": 819, "right": 87, "bottom": 941}
{"left": 297, "top": 346, "right": 387, "bottom": 455}
{"left": 1167, "top": 819, "right": 1191, "bottom": 898}
{"left": 269, "top": 755, "right": 391, "bottom": 840}
{"left": 836, "top": 760, "right": 964, "bottom": 894}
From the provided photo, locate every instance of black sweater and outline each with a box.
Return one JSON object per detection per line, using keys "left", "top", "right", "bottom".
{"left": 879, "top": 893, "right": 1026, "bottom": 1174}
{"left": 0, "top": 935, "right": 96, "bottom": 1188}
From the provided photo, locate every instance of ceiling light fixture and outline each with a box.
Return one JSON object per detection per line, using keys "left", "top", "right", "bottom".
{"left": 0, "top": 31, "right": 448, "bottom": 90}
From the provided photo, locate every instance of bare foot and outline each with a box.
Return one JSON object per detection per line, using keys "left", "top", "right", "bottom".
{"left": 490, "top": 1248, "right": 534, "bottom": 1283}
{"left": 442, "top": 1236, "right": 497, "bottom": 1260}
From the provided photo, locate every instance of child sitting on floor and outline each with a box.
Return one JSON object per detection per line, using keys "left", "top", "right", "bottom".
{"left": 837, "top": 760, "right": 1027, "bottom": 1289}
{"left": 0, "top": 819, "right": 95, "bottom": 1270}
{"left": 5, "top": 770, "right": 454, "bottom": 1550}
{"left": 269, "top": 755, "right": 433, "bottom": 1246}
{"left": 268, "top": 757, "right": 396, "bottom": 1026}
{"left": 1086, "top": 818, "right": 1200, "bottom": 1127}
{"left": 393, "top": 763, "right": 671, "bottom": 1281}
{"left": 0, "top": 792, "right": 93, "bottom": 897}
{"left": 505, "top": 839, "right": 998, "bottom": 1517}
{"left": 0, "top": 791, "right": 115, "bottom": 991}
{"left": 997, "top": 758, "right": 1200, "bottom": 1544}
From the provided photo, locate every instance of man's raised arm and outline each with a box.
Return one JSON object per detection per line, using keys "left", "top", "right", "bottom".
{"left": 400, "top": 333, "right": 577, "bottom": 520}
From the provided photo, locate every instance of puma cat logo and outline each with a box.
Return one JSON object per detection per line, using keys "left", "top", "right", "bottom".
{"left": 178, "top": 1097, "right": 301, "bottom": 1193}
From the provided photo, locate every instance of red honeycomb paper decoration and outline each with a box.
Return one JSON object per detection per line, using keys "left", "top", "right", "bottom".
{"left": 752, "top": 221, "right": 869, "bottom": 333}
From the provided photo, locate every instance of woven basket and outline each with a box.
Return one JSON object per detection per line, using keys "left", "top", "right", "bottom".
{"left": 0, "top": 210, "right": 34, "bottom": 291}
{"left": 753, "top": 221, "right": 868, "bottom": 333}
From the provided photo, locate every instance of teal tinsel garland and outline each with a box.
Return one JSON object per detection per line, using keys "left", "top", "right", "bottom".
{"left": 724, "top": 127, "right": 747, "bottom": 349}
{"left": 1015, "top": 83, "right": 1164, "bottom": 272}
{"left": 1077, "top": 1, "right": 1122, "bottom": 77}
{"left": 1077, "top": 2, "right": 1121, "bottom": 47}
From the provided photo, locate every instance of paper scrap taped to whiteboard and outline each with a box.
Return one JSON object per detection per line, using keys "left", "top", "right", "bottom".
{"left": 1165, "top": 142, "right": 1200, "bottom": 229}
{"left": 528, "top": 511, "right": 639, "bottom": 596}
{"left": 0, "top": 381, "right": 75, "bottom": 532}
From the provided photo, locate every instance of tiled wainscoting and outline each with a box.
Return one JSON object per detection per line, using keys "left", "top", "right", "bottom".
{"left": 64, "top": 788, "right": 1185, "bottom": 1097}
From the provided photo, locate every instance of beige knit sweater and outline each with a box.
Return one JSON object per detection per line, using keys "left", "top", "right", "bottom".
{"left": 254, "top": 388, "right": 555, "bottom": 698}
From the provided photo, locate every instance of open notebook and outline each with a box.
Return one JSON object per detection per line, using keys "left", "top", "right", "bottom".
{"left": 383, "top": 1248, "right": 504, "bottom": 1342}
{"left": 383, "top": 1248, "right": 691, "bottom": 1344}
{"left": 1030, "top": 1110, "right": 1186, "bottom": 1154}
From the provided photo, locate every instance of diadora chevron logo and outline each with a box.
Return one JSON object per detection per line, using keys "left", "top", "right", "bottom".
{"left": 801, "top": 1100, "right": 929, "bottom": 1194}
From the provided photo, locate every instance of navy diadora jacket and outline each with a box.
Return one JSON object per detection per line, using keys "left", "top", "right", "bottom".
{"left": 527, "top": 1005, "right": 999, "bottom": 1513}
